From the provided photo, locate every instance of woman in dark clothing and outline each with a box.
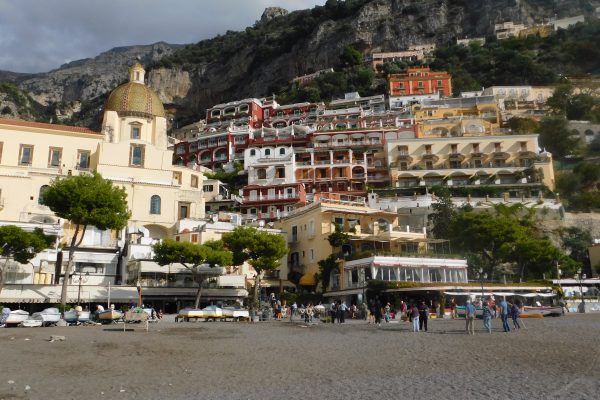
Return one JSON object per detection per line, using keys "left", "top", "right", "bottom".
{"left": 418, "top": 301, "right": 429, "bottom": 332}
{"left": 373, "top": 299, "right": 382, "bottom": 325}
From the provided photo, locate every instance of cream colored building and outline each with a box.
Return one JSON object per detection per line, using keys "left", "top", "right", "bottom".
{"left": 386, "top": 134, "right": 555, "bottom": 191}
{"left": 275, "top": 194, "right": 428, "bottom": 287}
{"left": 0, "top": 64, "right": 206, "bottom": 306}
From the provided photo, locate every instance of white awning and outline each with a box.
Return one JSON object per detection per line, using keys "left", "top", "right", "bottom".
{"left": 137, "top": 261, "right": 224, "bottom": 275}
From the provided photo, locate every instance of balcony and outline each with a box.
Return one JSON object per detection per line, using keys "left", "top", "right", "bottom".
{"left": 243, "top": 193, "right": 300, "bottom": 202}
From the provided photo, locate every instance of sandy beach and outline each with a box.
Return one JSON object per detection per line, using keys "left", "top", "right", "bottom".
{"left": 1, "top": 313, "right": 599, "bottom": 400}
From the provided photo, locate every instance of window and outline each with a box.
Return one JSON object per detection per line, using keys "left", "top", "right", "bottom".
{"left": 264, "top": 149, "right": 271, "bottom": 156}
{"left": 474, "top": 159, "right": 483, "bottom": 168}
{"left": 279, "top": 148, "right": 286, "bottom": 155}
{"left": 450, "top": 144, "right": 458, "bottom": 153}
{"left": 19, "top": 145, "right": 34, "bottom": 165}
{"left": 276, "top": 167, "right": 285, "bottom": 178}
{"left": 38, "top": 185, "right": 49, "bottom": 205}
{"left": 291, "top": 226, "right": 298, "bottom": 242}
{"left": 173, "top": 171, "right": 182, "bottom": 185}
{"left": 48, "top": 147, "right": 62, "bottom": 167}
{"left": 189, "top": 142, "right": 198, "bottom": 152}
{"left": 178, "top": 202, "right": 190, "bottom": 219}
{"left": 398, "top": 145, "right": 408, "bottom": 155}
{"left": 472, "top": 143, "right": 480, "bottom": 153}
{"left": 424, "top": 144, "right": 432, "bottom": 154}
{"left": 417, "top": 81, "right": 424, "bottom": 88}
{"left": 130, "top": 144, "right": 145, "bottom": 167}
{"left": 426, "top": 161, "right": 434, "bottom": 170}
{"left": 77, "top": 150, "right": 90, "bottom": 170}
{"left": 310, "top": 249, "right": 314, "bottom": 261}
{"left": 250, "top": 149, "right": 256, "bottom": 156}
{"left": 400, "top": 162, "right": 408, "bottom": 171}
{"left": 203, "top": 185, "right": 214, "bottom": 192}
{"left": 131, "top": 124, "right": 141, "bottom": 139}
{"left": 150, "top": 195, "right": 161, "bottom": 214}
{"left": 437, "top": 80, "right": 443, "bottom": 87}
{"left": 176, "top": 144, "right": 186, "bottom": 154}
{"left": 520, "top": 141, "right": 527, "bottom": 152}
{"left": 257, "top": 168, "right": 267, "bottom": 179}
{"left": 277, "top": 111, "right": 283, "bottom": 118}
{"left": 494, "top": 142, "right": 502, "bottom": 152}
{"left": 191, "top": 234, "right": 198, "bottom": 243}
{"left": 191, "top": 175, "right": 198, "bottom": 188}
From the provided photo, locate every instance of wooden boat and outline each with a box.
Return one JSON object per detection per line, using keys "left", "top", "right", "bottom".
{"left": 97, "top": 309, "right": 123, "bottom": 322}
{"left": 31, "top": 308, "right": 61, "bottom": 326}
{"left": 5, "top": 310, "right": 30, "bottom": 325}
{"left": 522, "top": 306, "right": 562, "bottom": 318}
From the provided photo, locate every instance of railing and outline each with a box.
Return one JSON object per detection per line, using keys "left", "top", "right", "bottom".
{"left": 244, "top": 193, "right": 299, "bottom": 201}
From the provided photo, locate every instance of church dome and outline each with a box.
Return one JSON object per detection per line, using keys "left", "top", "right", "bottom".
{"left": 104, "top": 63, "right": 165, "bottom": 118}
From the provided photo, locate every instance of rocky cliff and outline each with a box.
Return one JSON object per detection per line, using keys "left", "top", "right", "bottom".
{"left": 0, "top": 0, "right": 598, "bottom": 125}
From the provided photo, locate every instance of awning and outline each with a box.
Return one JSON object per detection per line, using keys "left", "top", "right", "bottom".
{"left": 299, "top": 273, "right": 316, "bottom": 286}
{"left": 136, "top": 261, "right": 224, "bottom": 275}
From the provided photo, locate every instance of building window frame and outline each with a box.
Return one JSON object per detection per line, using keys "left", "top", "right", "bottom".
{"left": 48, "top": 147, "right": 62, "bottom": 168}
{"left": 77, "top": 150, "right": 91, "bottom": 170}
{"left": 130, "top": 123, "right": 142, "bottom": 140}
{"left": 19, "top": 144, "right": 34, "bottom": 166}
{"left": 150, "top": 195, "right": 161, "bottom": 215}
{"left": 129, "top": 144, "right": 145, "bottom": 167}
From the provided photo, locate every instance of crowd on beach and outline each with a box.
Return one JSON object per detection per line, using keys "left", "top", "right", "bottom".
{"left": 266, "top": 292, "right": 530, "bottom": 334}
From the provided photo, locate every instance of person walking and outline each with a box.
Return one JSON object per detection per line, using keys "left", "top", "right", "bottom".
{"left": 290, "top": 301, "right": 298, "bottom": 321}
{"left": 410, "top": 304, "right": 420, "bottom": 332}
{"left": 384, "top": 303, "right": 391, "bottom": 323}
{"left": 511, "top": 301, "right": 521, "bottom": 330}
{"left": 482, "top": 300, "right": 493, "bottom": 333}
{"left": 450, "top": 297, "right": 457, "bottom": 319}
{"left": 465, "top": 300, "right": 476, "bottom": 335}
{"left": 418, "top": 301, "right": 429, "bottom": 332}
{"left": 339, "top": 301, "right": 347, "bottom": 323}
{"left": 330, "top": 301, "right": 337, "bottom": 324}
{"left": 499, "top": 298, "right": 511, "bottom": 332}
{"left": 373, "top": 298, "right": 383, "bottom": 325}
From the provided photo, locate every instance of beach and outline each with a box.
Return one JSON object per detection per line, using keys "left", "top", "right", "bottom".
{"left": 1, "top": 313, "right": 599, "bottom": 400}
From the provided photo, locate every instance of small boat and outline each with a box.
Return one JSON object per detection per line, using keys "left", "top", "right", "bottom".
{"left": 64, "top": 308, "right": 92, "bottom": 324}
{"left": 522, "top": 306, "right": 562, "bottom": 317}
{"left": 222, "top": 306, "right": 249, "bottom": 321}
{"left": 177, "top": 308, "right": 205, "bottom": 321}
{"left": 5, "top": 309, "right": 30, "bottom": 326}
{"left": 200, "top": 305, "right": 223, "bottom": 321}
{"left": 31, "top": 308, "right": 61, "bottom": 326}
{"left": 97, "top": 309, "right": 123, "bottom": 322}
{"left": 20, "top": 318, "right": 43, "bottom": 328}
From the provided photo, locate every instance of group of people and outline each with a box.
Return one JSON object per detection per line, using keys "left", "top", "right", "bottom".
{"left": 464, "top": 297, "right": 523, "bottom": 334}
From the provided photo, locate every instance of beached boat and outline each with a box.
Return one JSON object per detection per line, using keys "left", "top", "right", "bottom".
{"left": 4, "top": 309, "right": 30, "bottom": 325}
{"left": 31, "top": 308, "right": 61, "bottom": 326}
{"left": 222, "top": 306, "right": 249, "bottom": 321}
{"left": 20, "top": 318, "right": 43, "bottom": 328}
{"left": 64, "top": 308, "right": 92, "bottom": 324}
{"left": 97, "top": 309, "right": 123, "bottom": 322}
{"left": 177, "top": 307, "right": 205, "bottom": 320}
{"left": 522, "top": 306, "right": 562, "bottom": 318}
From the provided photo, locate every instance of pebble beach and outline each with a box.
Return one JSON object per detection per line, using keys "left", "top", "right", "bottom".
{"left": 1, "top": 313, "right": 599, "bottom": 400}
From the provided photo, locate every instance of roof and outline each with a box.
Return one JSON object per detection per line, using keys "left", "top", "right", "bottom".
{"left": 0, "top": 118, "right": 101, "bottom": 135}
{"left": 105, "top": 81, "right": 165, "bottom": 118}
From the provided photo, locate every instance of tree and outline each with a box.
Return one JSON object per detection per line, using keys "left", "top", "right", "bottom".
{"left": 0, "top": 226, "right": 54, "bottom": 296}
{"left": 560, "top": 227, "right": 593, "bottom": 275}
{"left": 428, "top": 188, "right": 456, "bottom": 239}
{"left": 41, "top": 172, "right": 130, "bottom": 306}
{"left": 221, "top": 227, "right": 287, "bottom": 312}
{"left": 501, "top": 237, "right": 563, "bottom": 281}
{"left": 538, "top": 116, "right": 579, "bottom": 158}
{"left": 340, "top": 45, "right": 363, "bottom": 67}
{"left": 507, "top": 117, "right": 539, "bottom": 134}
{"left": 546, "top": 84, "right": 573, "bottom": 116}
{"left": 317, "top": 254, "right": 339, "bottom": 292}
{"left": 327, "top": 224, "right": 349, "bottom": 249}
{"left": 153, "top": 239, "right": 232, "bottom": 308}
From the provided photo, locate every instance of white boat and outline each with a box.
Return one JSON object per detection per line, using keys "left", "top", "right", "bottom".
{"left": 522, "top": 306, "right": 562, "bottom": 318}
{"left": 177, "top": 308, "right": 205, "bottom": 320}
{"left": 5, "top": 310, "right": 30, "bottom": 325}
{"left": 20, "top": 318, "right": 43, "bottom": 328}
{"left": 222, "top": 306, "right": 249, "bottom": 320}
{"left": 98, "top": 309, "right": 123, "bottom": 322}
{"left": 31, "top": 308, "right": 61, "bottom": 326}
{"left": 64, "top": 308, "right": 92, "bottom": 324}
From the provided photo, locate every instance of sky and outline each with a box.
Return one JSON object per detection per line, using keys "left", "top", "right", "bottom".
{"left": 0, "top": 0, "right": 327, "bottom": 73}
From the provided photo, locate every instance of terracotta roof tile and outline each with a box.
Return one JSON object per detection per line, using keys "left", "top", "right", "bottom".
{"left": 0, "top": 118, "right": 101, "bottom": 135}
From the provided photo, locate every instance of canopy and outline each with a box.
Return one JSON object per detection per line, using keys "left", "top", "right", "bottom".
{"left": 299, "top": 273, "right": 316, "bottom": 286}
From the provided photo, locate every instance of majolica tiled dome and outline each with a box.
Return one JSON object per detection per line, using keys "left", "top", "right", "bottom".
{"left": 104, "top": 63, "right": 165, "bottom": 118}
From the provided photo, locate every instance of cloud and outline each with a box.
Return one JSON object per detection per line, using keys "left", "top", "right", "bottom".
{"left": 0, "top": 0, "right": 326, "bottom": 73}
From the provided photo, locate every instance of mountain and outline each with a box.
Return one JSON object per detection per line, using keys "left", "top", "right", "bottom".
{"left": 1, "top": 0, "right": 599, "bottom": 126}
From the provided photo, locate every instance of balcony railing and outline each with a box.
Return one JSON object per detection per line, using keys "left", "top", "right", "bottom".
{"left": 244, "top": 193, "right": 300, "bottom": 202}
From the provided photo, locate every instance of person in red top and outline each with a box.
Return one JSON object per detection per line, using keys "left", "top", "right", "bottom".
{"left": 450, "top": 297, "right": 457, "bottom": 319}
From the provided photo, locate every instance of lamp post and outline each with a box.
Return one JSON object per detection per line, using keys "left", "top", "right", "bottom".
{"left": 476, "top": 268, "right": 487, "bottom": 306}
{"left": 76, "top": 271, "right": 89, "bottom": 306}
{"left": 576, "top": 268, "right": 586, "bottom": 313}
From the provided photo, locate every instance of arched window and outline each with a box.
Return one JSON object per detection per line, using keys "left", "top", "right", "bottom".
{"left": 279, "top": 148, "right": 286, "bottom": 155}
{"left": 38, "top": 185, "right": 49, "bottom": 205}
{"left": 257, "top": 168, "right": 267, "bottom": 179}
{"left": 264, "top": 149, "right": 271, "bottom": 156}
{"left": 150, "top": 195, "right": 161, "bottom": 215}
{"left": 250, "top": 149, "right": 256, "bottom": 156}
